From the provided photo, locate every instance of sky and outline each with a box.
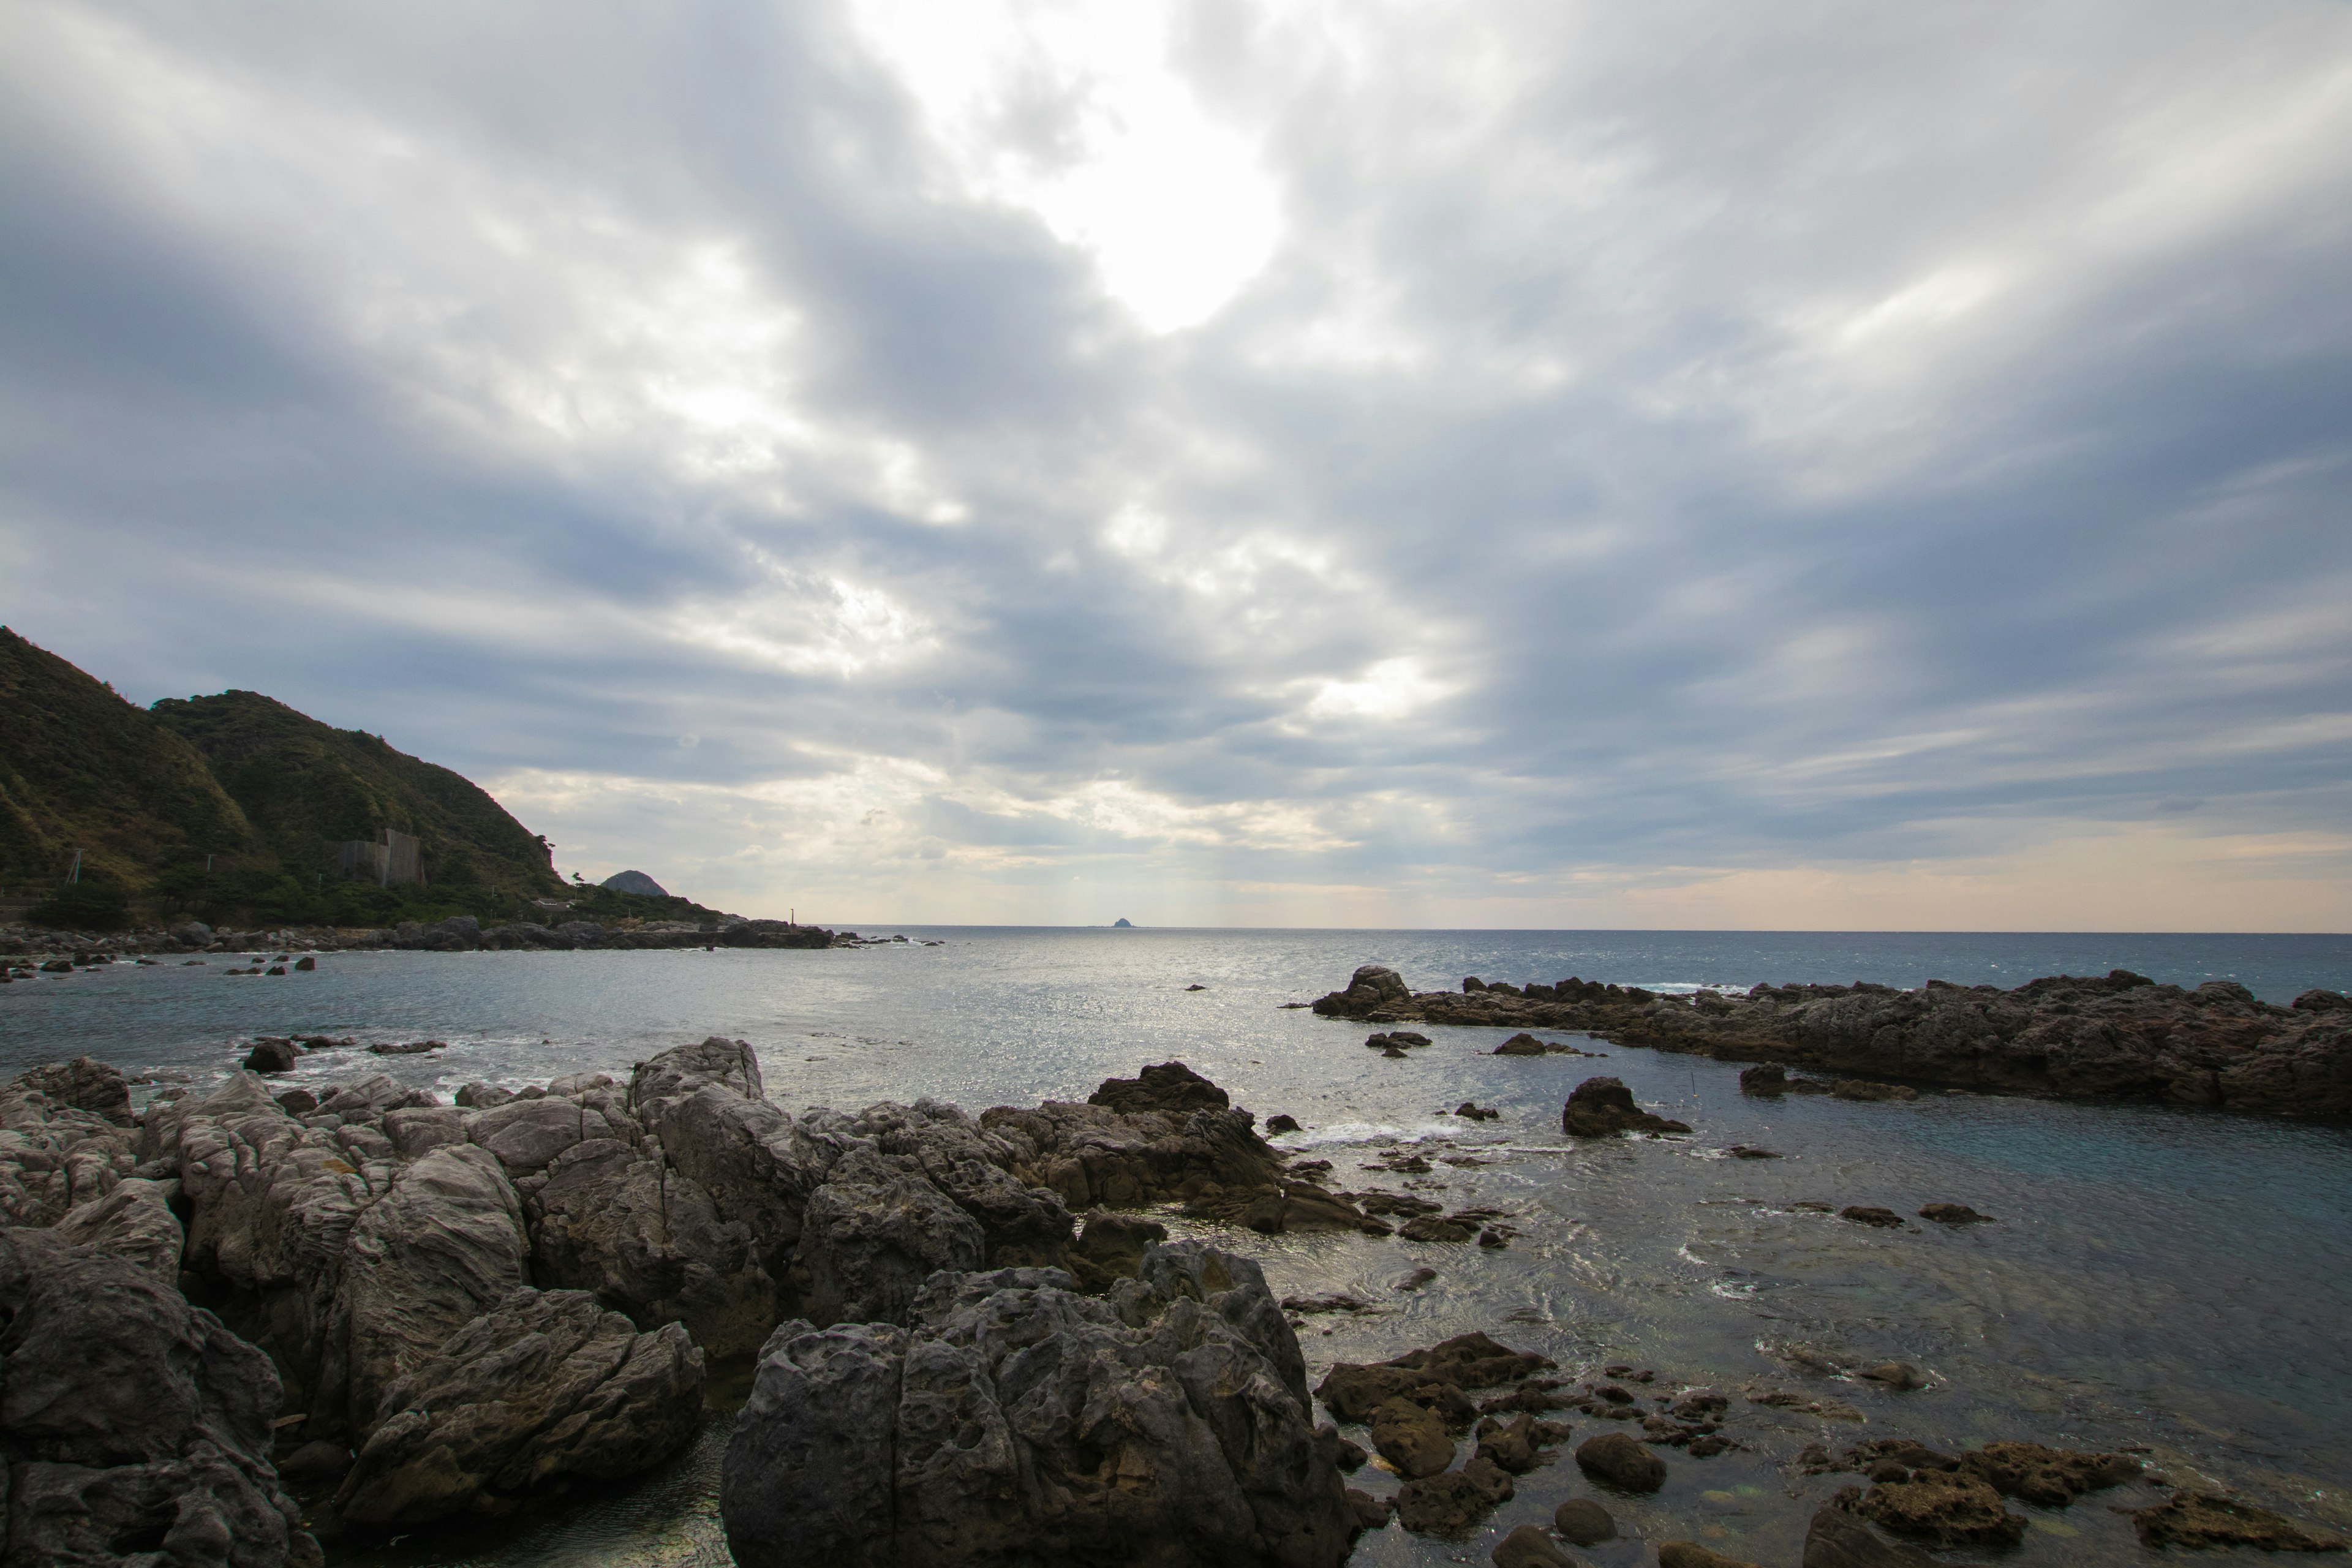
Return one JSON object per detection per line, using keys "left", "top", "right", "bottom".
{"left": 2, "top": 0, "right": 2350, "bottom": 931}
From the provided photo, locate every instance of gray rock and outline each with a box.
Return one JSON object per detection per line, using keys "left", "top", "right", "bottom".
{"left": 0, "top": 1075, "right": 140, "bottom": 1227}
{"left": 797, "top": 1147, "right": 986, "bottom": 1325}
{"left": 630, "top": 1036, "right": 766, "bottom": 1121}
{"left": 454, "top": 1081, "right": 514, "bottom": 1109}
{"left": 465, "top": 1096, "right": 616, "bottom": 1175}
{"left": 0, "top": 1230, "right": 317, "bottom": 1567}
{"left": 11, "top": 1056, "right": 134, "bottom": 1125}
{"left": 527, "top": 1136, "right": 779, "bottom": 1357}
{"left": 723, "top": 1241, "right": 1354, "bottom": 1568}
{"left": 1804, "top": 1503, "right": 1937, "bottom": 1567}
{"left": 324, "top": 1144, "right": 529, "bottom": 1437}
{"left": 336, "top": 1286, "right": 704, "bottom": 1528}
{"left": 381, "top": 1106, "right": 466, "bottom": 1159}
{"left": 50, "top": 1176, "right": 184, "bottom": 1281}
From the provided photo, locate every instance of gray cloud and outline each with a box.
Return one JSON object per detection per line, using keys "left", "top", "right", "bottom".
{"left": 2, "top": 0, "right": 2348, "bottom": 926}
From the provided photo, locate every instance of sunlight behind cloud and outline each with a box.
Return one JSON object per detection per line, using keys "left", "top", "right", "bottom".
{"left": 850, "top": 0, "right": 1280, "bottom": 330}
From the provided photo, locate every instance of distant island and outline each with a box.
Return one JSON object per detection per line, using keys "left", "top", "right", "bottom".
{"left": 0, "top": 627, "right": 729, "bottom": 933}
{"left": 1113, "top": 916, "right": 1134, "bottom": 927}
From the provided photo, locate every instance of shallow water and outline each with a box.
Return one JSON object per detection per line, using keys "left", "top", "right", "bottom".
{"left": 6, "top": 927, "right": 2349, "bottom": 1564}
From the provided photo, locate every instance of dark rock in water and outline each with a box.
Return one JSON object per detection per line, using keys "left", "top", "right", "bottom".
{"left": 1381, "top": 1045, "right": 1409, "bottom": 1058}
{"left": 1802, "top": 1503, "right": 1936, "bottom": 1567}
{"left": 1832, "top": 1079, "right": 1920, "bottom": 1102}
{"left": 600, "top": 869, "right": 669, "bottom": 897}
{"left": 1395, "top": 1455, "right": 1514, "bottom": 1534}
{"left": 1394, "top": 1266, "right": 1439, "bottom": 1291}
{"left": 1575, "top": 1431, "right": 1666, "bottom": 1491}
{"left": 1855, "top": 1362, "right": 1927, "bottom": 1390}
{"left": 1740, "top": 1063, "right": 1789, "bottom": 1093}
{"left": 1315, "top": 1333, "right": 1553, "bottom": 1423}
{"left": 1473, "top": 1412, "right": 1550, "bottom": 1474}
{"left": 243, "top": 1037, "right": 300, "bottom": 1073}
{"left": 1660, "top": 1544, "right": 1759, "bottom": 1568}
{"left": 368, "top": 1039, "right": 446, "bottom": 1057}
{"left": 1562, "top": 1076, "right": 1691, "bottom": 1137}
{"left": 1113, "top": 916, "right": 1134, "bottom": 927}
{"left": 1839, "top": 1206, "right": 1905, "bottom": 1227}
{"left": 1553, "top": 1496, "right": 1617, "bottom": 1544}
{"left": 1455, "top": 1101, "right": 1501, "bottom": 1120}
{"left": 721, "top": 1242, "right": 1355, "bottom": 1568}
{"left": 12, "top": 1055, "right": 134, "bottom": 1124}
{"left": 292, "top": 955, "right": 316, "bottom": 971}
{"left": 1346, "top": 1488, "right": 1392, "bottom": 1529}
{"left": 1728, "top": 1145, "right": 1780, "bottom": 1158}
{"left": 338, "top": 1287, "right": 704, "bottom": 1528}
{"left": 2129, "top": 1492, "right": 2346, "bottom": 1551}
{"left": 1311, "top": 963, "right": 1414, "bottom": 1018}
{"left": 1494, "top": 1031, "right": 1548, "bottom": 1055}
{"left": 1266, "top": 1113, "right": 1302, "bottom": 1135}
{"left": 1918, "top": 1202, "right": 1992, "bottom": 1223}
{"left": 1087, "top": 1060, "right": 1231, "bottom": 1116}
{"left": 1957, "top": 1440, "right": 2139, "bottom": 1505}
{"left": 1398, "top": 1214, "right": 1480, "bottom": 1243}
{"left": 1491, "top": 1522, "right": 1577, "bottom": 1568}
{"left": 0, "top": 1230, "right": 317, "bottom": 1568}
{"left": 1371, "top": 1397, "right": 1457, "bottom": 1477}
{"left": 278, "top": 1439, "right": 353, "bottom": 1489}
{"left": 1851, "top": 1472, "right": 2027, "bottom": 1547}
{"left": 1185, "top": 982, "right": 1208, "bottom": 990}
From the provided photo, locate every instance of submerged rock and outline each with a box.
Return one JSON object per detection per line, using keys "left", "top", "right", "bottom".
{"left": 1553, "top": 1496, "right": 1617, "bottom": 1544}
{"left": 1801, "top": 1502, "right": 1936, "bottom": 1567}
{"left": 1491, "top": 1523, "right": 1575, "bottom": 1568}
{"left": 1394, "top": 1455, "right": 1514, "bottom": 1534}
{"left": 720, "top": 1242, "right": 1356, "bottom": 1568}
{"left": 2128, "top": 1492, "right": 2347, "bottom": 1551}
{"left": 1849, "top": 1472, "right": 2026, "bottom": 1548}
{"left": 1574, "top": 1431, "right": 1666, "bottom": 1492}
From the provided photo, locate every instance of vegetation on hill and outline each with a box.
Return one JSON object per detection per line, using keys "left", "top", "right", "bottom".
{"left": 0, "top": 627, "right": 732, "bottom": 930}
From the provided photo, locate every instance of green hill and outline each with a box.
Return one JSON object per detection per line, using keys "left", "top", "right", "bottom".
{"left": 0, "top": 627, "right": 635, "bottom": 929}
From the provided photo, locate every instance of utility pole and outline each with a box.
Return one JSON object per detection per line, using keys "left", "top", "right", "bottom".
{"left": 66, "top": 849, "right": 81, "bottom": 885}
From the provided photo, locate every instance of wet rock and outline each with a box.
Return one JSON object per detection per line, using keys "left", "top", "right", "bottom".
{"left": 1495, "top": 1033, "right": 1549, "bottom": 1056}
{"left": 1839, "top": 1206, "right": 1905, "bottom": 1227}
{"left": 277, "top": 1439, "right": 353, "bottom": 1489}
{"left": 1855, "top": 1362, "right": 1927, "bottom": 1390}
{"left": 274, "top": 1088, "right": 319, "bottom": 1115}
{"left": 2128, "top": 1492, "right": 2346, "bottom": 1551}
{"left": 1394, "top": 1265, "right": 1439, "bottom": 1291}
{"left": 1852, "top": 1472, "right": 2026, "bottom": 1547}
{"left": 1087, "top": 1060, "right": 1232, "bottom": 1116}
{"left": 1455, "top": 1101, "right": 1501, "bottom": 1120}
{"left": 0, "top": 1230, "right": 315, "bottom": 1568}
{"left": 1395, "top": 1455, "right": 1515, "bottom": 1535}
{"left": 336, "top": 1287, "right": 705, "bottom": 1528}
{"left": 1371, "top": 1397, "right": 1457, "bottom": 1477}
{"left": 1562, "top": 1077, "right": 1691, "bottom": 1137}
{"left": 1918, "top": 1202, "right": 1992, "bottom": 1223}
{"left": 1956, "top": 1440, "right": 2139, "bottom": 1506}
{"left": 1492, "top": 1523, "right": 1577, "bottom": 1568}
{"left": 1317, "top": 1333, "right": 1553, "bottom": 1423}
{"left": 1575, "top": 1431, "right": 1665, "bottom": 1491}
{"left": 1399, "top": 1213, "right": 1481, "bottom": 1242}
{"left": 1554, "top": 1496, "right": 1617, "bottom": 1544}
{"left": 242, "top": 1038, "right": 300, "bottom": 1074}
{"left": 1347, "top": 1488, "right": 1394, "bottom": 1529}
{"left": 1067, "top": 1210, "right": 1169, "bottom": 1291}
{"left": 12, "top": 1055, "right": 134, "bottom": 1124}
{"left": 1801, "top": 1503, "right": 1936, "bottom": 1568}
{"left": 1473, "top": 1412, "right": 1548, "bottom": 1474}
{"left": 1740, "top": 1063, "right": 1790, "bottom": 1094}
{"left": 1660, "top": 1545, "right": 1759, "bottom": 1568}
{"left": 1727, "top": 1145, "right": 1780, "bottom": 1158}
{"left": 366, "top": 1039, "right": 445, "bottom": 1057}
{"left": 1831, "top": 1080, "right": 1920, "bottom": 1102}
{"left": 49, "top": 1175, "right": 184, "bottom": 1281}
{"left": 1266, "top": 1113, "right": 1302, "bottom": 1133}
{"left": 722, "top": 1242, "right": 1354, "bottom": 1568}
{"left": 1283, "top": 1292, "right": 1371, "bottom": 1316}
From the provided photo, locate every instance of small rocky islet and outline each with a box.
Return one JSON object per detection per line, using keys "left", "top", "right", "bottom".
{"left": 3, "top": 962, "right": 2348, "bottom": 1565}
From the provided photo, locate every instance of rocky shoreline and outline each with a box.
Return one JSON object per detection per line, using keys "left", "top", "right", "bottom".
{"left": 4, "top": 1031, "right": 2345, "bottom": 1567}
{"left": 0, "top": 914, "right": 843, "bottom": 963}
{"left": 1311, "top": 965, "right": 2352, "bottom": 1119}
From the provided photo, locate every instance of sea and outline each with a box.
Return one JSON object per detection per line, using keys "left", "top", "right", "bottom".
{"left": 6, "top": 927, "right": 2349, "bottom": 1567}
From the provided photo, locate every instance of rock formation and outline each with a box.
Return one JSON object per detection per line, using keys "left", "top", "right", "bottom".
{"left": 1311, "top": 966, "right": 2352, "bottom": 1118}
{"left": 720, "top": 1243, "right": 1358, "bottom": 1568}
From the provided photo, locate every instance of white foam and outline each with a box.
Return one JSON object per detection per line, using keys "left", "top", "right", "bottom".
{"left": 1271, "top": 1119, "right": 1463, "bottom": 1150}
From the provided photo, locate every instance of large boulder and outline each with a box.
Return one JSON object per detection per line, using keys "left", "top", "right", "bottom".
{"left": 796, "top": 1147, "right": 987, "bottom": 1325}
{"left": 0, "top": 1230, "right": 317, "bottom": 1567}
{"left": 1086, "top": 1061, "right": 1232, "bottom": 1117}
{"left": 11, "top": 1056, "right": 133, "bottom": 1125}
{"left": 0, "top": 1075, "right": 139, "bottom": 1227}
{"left": 722, "top": 1243, "right": 1356, "bottom": 1568}
{"left": 49, "top": 1176, "right": 185, "bottom": 1281}
{"left": 1562, "top": 1077, "right": 1691, "bottom": 1137}
{"left": 334, "top": 1287, "right": 705, "bottom": 1528}
{"left": 1308, "top": 965, "right": 1414, "bottom": 1019}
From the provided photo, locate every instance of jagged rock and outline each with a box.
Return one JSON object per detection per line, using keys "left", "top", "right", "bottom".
{"left": 631, "top": 1036, "right": 765, "bottom": 1118}
{"left": 0, "top": 1074, "right": 138, "bottom": 1227}
{"left": 1554, "top": 1496, "right": 1616, "bottom": 1544}
{"left": 1370, "top": 1397, "right": 1456, "bottom": 1477}
{"left": 0, "top": 1230, "right": 317, "bottom": 1567}
{"left": 1562, "top": 1077, "right": 1691, "bottom": 1137}
{"left": 326, "top": 1144, "right": 530, "bottom": 1437}
{"left": 1310, "top": 964, "right": 1414, "bottom": 1018}
{"left": 1394, "top": 1455, "right": 1514, "bottom": 1534}
{"left": 2128, "top": 1493, "right": 2346, "bottom": 1551}
{"left": 1491, "top": 1523, "right": 1576, "bottom": 1568}
{"left": 526, "top": 1135, "right": 778, "bottom": 1356}
{"left": 1265, "top": 1114, "right": 1302, "bottom": 1133}
{"left": 243, "top": 1039, "right": 300, "bottom": 1074}
{"left": 1086, "top": 1060, "right": 1232, "bottom": 1116}
{"left": 721, "top": 1243, "right": 1354, "bottom": 1568}
{"left": 1315, "top": 1334, "right": 1554, "bottom": 1423}
{"left": 12, "top": 1056, "right": 134, "bottom": 1124}
{"left": 1956, "top": 1441, "right": 2138, "bottom": 1505}
{"left": 335, "top": 1287, "right": 704, "bottom": 1528}
{"left": 1575, "top": 1431, "right": 1666, "bottom": 1491}
{"left": 1067, "top": 1210, "right": 1168, "bottom": 1291}
{"left": 1347, "top": 1488, "right": 1393, "bottom": 1529}
{"left": 49, "top": 1175, "right": 184, "bottom": 1281}
{"left": 1918, "top": 1202, "right": 1991, "bottom": 1223}
{"left": 1802, "top": 1503, "right": 1936, "bottom": 1567}
{"left": 464, "top": 1095, "right": 618, "bottom": 1175}
{"left": 797, "top": 1146, "right": 987, "bottom": 1325}
{"left": 1851, "top": 1473, "right": 2026, "bottom": 1547}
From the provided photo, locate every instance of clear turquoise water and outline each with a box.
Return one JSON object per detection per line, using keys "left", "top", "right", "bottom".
{"left": 6, "top": 928, "right": 2348, "bottom": 1564}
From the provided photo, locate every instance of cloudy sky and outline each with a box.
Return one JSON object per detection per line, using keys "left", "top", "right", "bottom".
{"left": 4, "top": 1, "right": 2350, "bottom": 930}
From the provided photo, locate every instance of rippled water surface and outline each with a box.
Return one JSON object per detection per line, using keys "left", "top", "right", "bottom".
{"left": 6, "top": 928, "right": 2349, "bottom": 1564}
